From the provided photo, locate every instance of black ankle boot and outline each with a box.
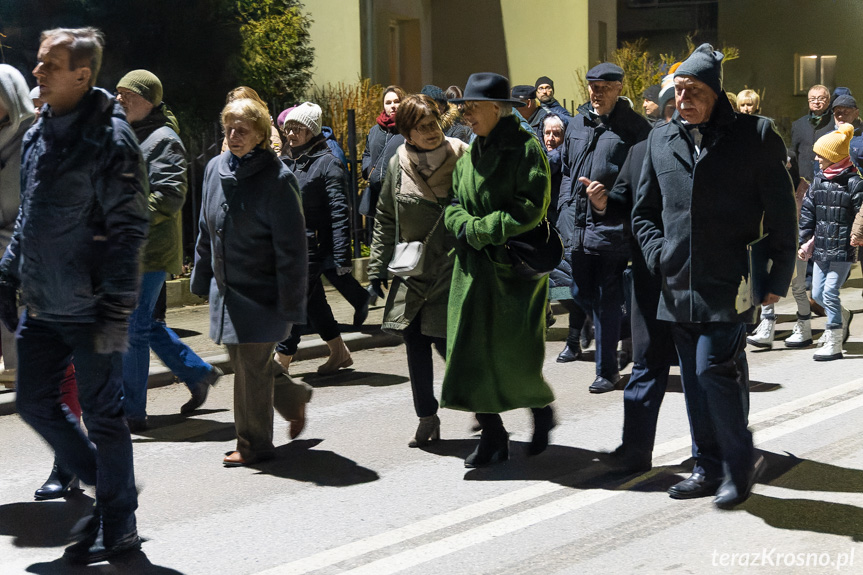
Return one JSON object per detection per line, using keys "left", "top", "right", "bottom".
{"left": 465, "top": 426, "right": 509, "bottom": 468}
{"left": 529, "top": 405, "right": 556, "bottom": 456}
{"left": 35, "top": 462, "right": 80, "bottom": 500}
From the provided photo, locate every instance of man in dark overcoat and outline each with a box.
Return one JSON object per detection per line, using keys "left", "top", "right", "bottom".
{"left": 632, "top": 44, "right": 797, "bottom": 509}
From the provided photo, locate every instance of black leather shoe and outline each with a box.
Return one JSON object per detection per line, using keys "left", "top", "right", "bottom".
{"left": 126, "top": 417, "right": 148, "bottom": 434}
{"left": 34, "top": 463, "right": 79, "bottom": 500}
{"left": 528, "top": 406, "right": 555, "bottom": 456}
{"left": 667, "top": 472, "right": 722, "bottom": 499}
{"left": 589, "top": 374, "right": 619, "bottom": 394}
{"left": 556, "top": 344, "right": 581, "bottom": 363}
{"left": 714, "top": 454, "right": 766, "bottom": 509}
{"left": 64, "top": 526, "right": 141, "bottom": 565}
{"left": 580, "top": 320, "right": 594, "bottom": 349}
{"left": 465, "top": 431, "right": 509, "bottom": 468}
{"left": 181, "top": 366, "right": 223, "bottom": 414}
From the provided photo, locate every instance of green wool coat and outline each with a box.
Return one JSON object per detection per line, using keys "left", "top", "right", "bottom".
{"left": 441, "top": 115, "right": 555, "bottom": 413}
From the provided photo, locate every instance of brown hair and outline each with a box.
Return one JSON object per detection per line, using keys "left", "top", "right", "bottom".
{"left": 221, "top": 98, "right": 271, "bottom": 150}
{"left": 395, "top": 94, "right": 442, "bottom": 139}
{"left": 382, "top": 85, "right": 406, "bottom": 106}
{"left": 40, "top": 27, "right": 104, "bottom": 87}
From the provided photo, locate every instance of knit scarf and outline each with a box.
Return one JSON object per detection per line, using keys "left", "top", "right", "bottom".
{"left": 376, "top": 110, "right": 397, "bottom": 132}
{"left": 404, "top": 141, "right": 448, "bottom": 179}
{"left": 822, "top": 156, "right": 854, "bottom": 180}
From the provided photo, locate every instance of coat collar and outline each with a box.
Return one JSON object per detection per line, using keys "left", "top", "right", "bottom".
{"left": 219, "top": 147, "right": 278, "bottom": 181}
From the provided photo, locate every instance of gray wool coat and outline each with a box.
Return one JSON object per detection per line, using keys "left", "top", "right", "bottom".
{"left": 192, "top": 148, "right": 308, "bottom": 344}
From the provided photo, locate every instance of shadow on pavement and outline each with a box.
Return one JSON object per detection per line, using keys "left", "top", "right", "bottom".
{"left": 295, "top": 371, "right": 409, "bottom": 388}
{"left": 131, "top": 411, "right": 236, "bottom": 444}
{"left": 741, "top": 495, "right": 863, "bottom": 541}
{"left": 0, "top": 494, "right": 93, "bottom": 547}
{"left": 423, "top": 438, "right": 689, "bottom": 493}
{"left": 27, "top": 550, "right": 186, "bottom": 574}
{"left": 250, "top": 438, "right": 379, "bottom": 487}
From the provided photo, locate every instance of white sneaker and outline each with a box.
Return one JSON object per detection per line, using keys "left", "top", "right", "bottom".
{"left": 814, "top": 328, "right": 843, "bottom": 361}
{"left": 747, "top": 317, "right": 775, "bottom": 348}
{"left": 784, "top": 319, "right": 813, "bottom": 348}
{"left": 841, "top": 307, "right": 853, "bottom": 343}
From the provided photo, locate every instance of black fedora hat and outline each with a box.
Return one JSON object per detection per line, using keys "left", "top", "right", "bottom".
{"left": 450, "top": 72, "right": 525, "bottom": 107}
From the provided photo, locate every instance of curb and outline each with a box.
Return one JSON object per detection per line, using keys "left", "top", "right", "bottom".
{"left": 0, "top": 329, "right": 404, "bottom": 417}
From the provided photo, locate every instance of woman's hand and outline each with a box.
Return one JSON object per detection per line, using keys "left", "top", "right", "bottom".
{"left": 851, "top": 234, "right": 863, "bottom": 247}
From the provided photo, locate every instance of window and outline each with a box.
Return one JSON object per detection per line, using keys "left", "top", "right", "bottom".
{"left": 795, "top": 54, "right": 837, "bottom": 94}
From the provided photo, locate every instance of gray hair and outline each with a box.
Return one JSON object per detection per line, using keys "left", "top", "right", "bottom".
{"left": 542, "top": 114, "right": 565, "bottom": 133}
{"left": 40, "top": 27, "right": 105, "bottom": 87}
{"left": 495, "top": 102, "right": 513, "bottom": 118}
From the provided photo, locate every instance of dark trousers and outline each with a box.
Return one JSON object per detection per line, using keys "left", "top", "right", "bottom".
{"left": 278, "top": 264, "right": 341, "bottom": 355}
{"left": 403, "top": 312, "right": 445, "bottom": 418}
{"left": 620, "top": 259, "right": 677, "bottom": 459}
{"left": 671, "top": 322, "right": 753, "bottom": 483}
{"left": 323, "top": 267, "right": 369, "bottom": 311}
{"left": 15, "top": 313, "right": 137, "bottom": 537}
{"left": 559, "top": 299, "right": 587, "bottom": 348}
{"left": 570, "top": 251, "right": 628, "bottom": 379}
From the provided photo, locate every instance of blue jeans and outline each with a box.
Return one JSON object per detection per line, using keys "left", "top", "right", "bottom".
{"left": 570, "top": 251, "right": 628, "bottom": 379}
{"left": 811, "top": 260, "right": 852, "bottom": 329}
{"left": 16, "top": 313, "right": 137, "bottom": 537}
{"left": 671, "top": 322, "right": 753, "bottom": 485}
{"left": 123, "top": 271, "right": 213, "bottom": 420}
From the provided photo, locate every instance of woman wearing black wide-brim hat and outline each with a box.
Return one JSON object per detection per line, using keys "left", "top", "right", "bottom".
{"left": 442, "top": 72, "right": 556, "bottom": 468}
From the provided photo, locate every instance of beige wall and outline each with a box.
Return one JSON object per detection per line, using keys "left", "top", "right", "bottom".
{"left": 499, "top": 0, "right": 590, "bottom": 112}
{"left": 719, "top": 0, "right": 863, "bottom": 139}
{"left": 304, "top": 0, "right": 363, "bottom": 87}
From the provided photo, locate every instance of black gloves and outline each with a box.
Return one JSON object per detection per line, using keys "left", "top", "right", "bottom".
{"left": 93, "top": 297, "right": 134, "bottom": 354}
{"left": 370, "top": 278, "right": 388, "bottom": 299}
{"left": 0, "top": 278, "right": 19, "bottom": 333}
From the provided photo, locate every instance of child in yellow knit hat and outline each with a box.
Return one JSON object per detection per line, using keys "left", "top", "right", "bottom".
{"left": 799, "top": 123, "right": 863, "bottom": 360}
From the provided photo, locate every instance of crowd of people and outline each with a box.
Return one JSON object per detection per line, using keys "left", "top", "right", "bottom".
{"left": 2, "top": 24, "right": 862, "bottom": 565}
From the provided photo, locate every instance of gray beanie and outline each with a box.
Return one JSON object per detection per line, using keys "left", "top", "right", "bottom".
{"left": 285, "top": 102, "right": 322, "bottom": 136}
{"left": 674, "top": 43, "right": 724, "bottom": 96}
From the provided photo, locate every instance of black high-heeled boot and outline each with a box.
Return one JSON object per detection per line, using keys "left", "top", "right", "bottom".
{"left": 465, "top": 414, "right": 509, "bottom": 468}
{"left": 35, "top": 461, "right": 80, "bottom": 500}
{"left": 529, "top": 405, "right": 556, "bottom": 456}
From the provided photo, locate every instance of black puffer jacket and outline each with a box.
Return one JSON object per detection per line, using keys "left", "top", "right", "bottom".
{"left": 800, "top": 165, "right": 863, "bottom": 262}
{"left": 558, "top": 98, "right": 651, "bottom": 256}
{"left": 282, "top": 137, "right": 351, "bottom": 268}
{"left": 360, "top": 124, "right": 404, "bottom": 216}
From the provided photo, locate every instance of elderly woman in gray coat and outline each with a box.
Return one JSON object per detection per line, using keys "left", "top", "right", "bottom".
{"left": 368, "top": 94, "right": 468, "bottom": 447}
{"left": 192, "top": 97, "right": 311, "bottom": 467}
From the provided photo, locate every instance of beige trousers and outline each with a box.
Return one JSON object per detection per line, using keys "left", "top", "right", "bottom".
{"left": 226, "top": 342, "right": 312, "bottom": 461}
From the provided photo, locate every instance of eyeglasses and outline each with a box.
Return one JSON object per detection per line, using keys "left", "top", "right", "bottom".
{"left": 808, "top": 96, "right": 829, "bottom": 103}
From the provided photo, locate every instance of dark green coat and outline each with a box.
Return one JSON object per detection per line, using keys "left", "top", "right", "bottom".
{"left": 441, "top": 115, "right": 554, "bottom": 413}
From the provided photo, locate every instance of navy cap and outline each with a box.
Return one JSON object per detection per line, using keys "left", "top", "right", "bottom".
{"left": 511, "top": 85, "right": 537, "bottom": 100}
{"left": 833, "top": 94, "right": 858, "bottom": 109}
{"left": 586, "top": 63, "right": 624, "bottom": 82}
{"left": 420, "top": 84, "right": 447, "bottom": 103}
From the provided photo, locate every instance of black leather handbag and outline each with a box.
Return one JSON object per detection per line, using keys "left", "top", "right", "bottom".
{"left": 505, "top": 219, "right": 564, "bottom": 279}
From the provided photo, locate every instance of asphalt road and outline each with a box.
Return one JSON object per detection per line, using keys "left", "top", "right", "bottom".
{"left": 2, "top": 280, "right": 863, "bottom": 574}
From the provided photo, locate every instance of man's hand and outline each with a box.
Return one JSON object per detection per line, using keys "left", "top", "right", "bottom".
{"left": 93, "top": 297, "right": 133, "bottom": 354}
{"left": 0, "top": 281, "right": 19, "bottom": 333}
{"left": 761, "top": 293, "right": 781, "bottom": 306}
{"left": 370, "top": 278, "right": 388, "bottom": 299}
{"left": 578, "top": 177, "right": 608, "bottom": 211}
{"left": 851, "top": 235, "right": 863, "bottom": 247}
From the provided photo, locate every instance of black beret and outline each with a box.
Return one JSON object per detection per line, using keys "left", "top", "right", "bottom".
{"left": 643, "top": 85, "right": 661, "bottom": 103}
{"left": 511, "top": 85, "right": 537, "bottom": 100}
{"left": 586, "top": 63, "right": 624, "bottom": 82}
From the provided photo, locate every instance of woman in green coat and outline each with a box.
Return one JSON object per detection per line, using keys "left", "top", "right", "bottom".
{"left": 368, "top": 94, "right": 469, "bottom": 447}
{"left": 445, "top": 73, "right": 555, "bottom": 468}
